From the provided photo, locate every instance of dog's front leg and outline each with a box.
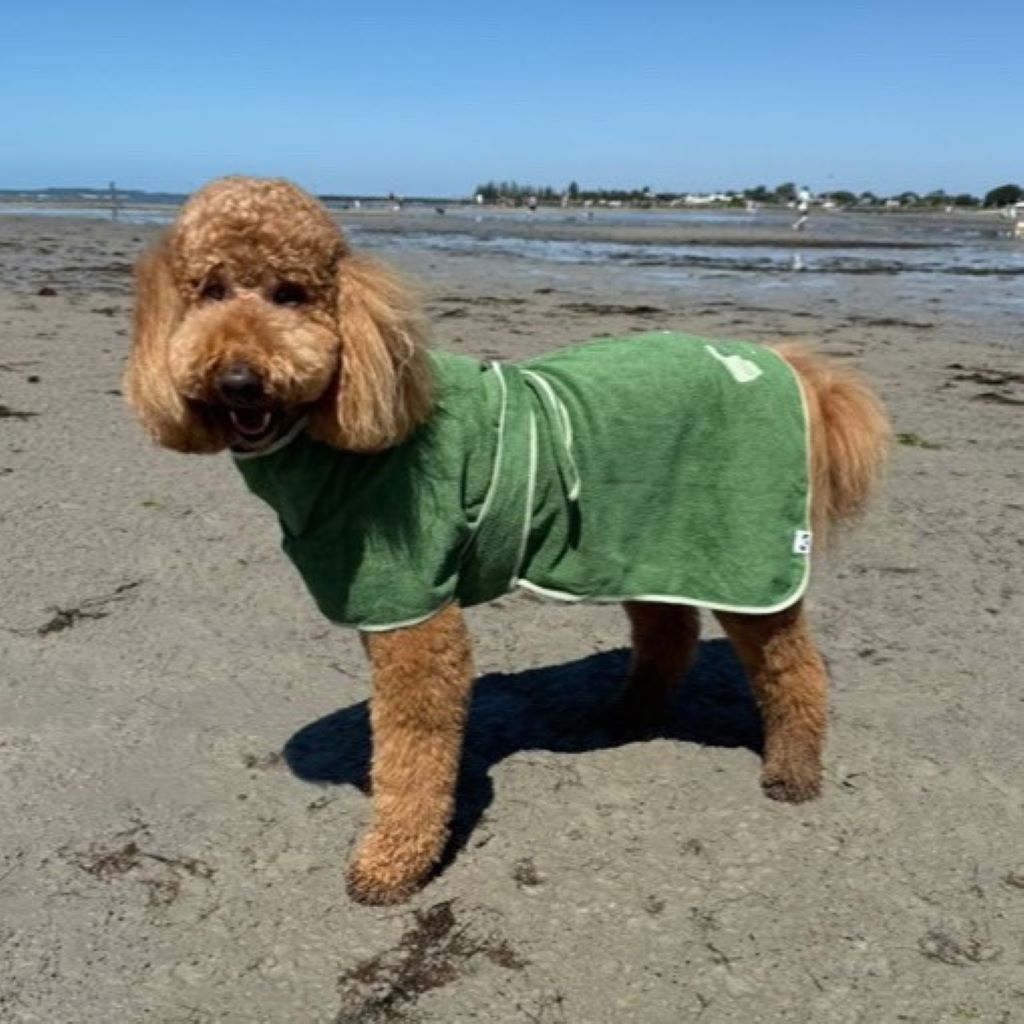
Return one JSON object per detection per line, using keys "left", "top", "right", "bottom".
{"left": 346, "top": 603, "right": 474, "bottom": 904}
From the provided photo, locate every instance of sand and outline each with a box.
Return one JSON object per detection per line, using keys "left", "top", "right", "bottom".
{"left": 1, "top": 212, "right": 1022, "bottom": 1023}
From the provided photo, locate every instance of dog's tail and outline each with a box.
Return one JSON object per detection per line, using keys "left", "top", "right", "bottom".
{"left": 774, "top": 346, "right": 891, "bottom": 541}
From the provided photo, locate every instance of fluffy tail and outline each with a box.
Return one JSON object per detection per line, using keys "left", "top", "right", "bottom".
{"left": 774, "top": 346, "right": 891, "bottom": 541}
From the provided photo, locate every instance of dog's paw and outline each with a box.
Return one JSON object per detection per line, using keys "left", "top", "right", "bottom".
{"left": 345, "top": 861, "right": 422, "bottom": 906}
{"left": 345, "top": 832, "right": 440, "bottom": 906}
{"left": 761, "top": 760, "right": 822, "bottom": 803}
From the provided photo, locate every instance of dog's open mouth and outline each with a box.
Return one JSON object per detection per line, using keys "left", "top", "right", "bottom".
{"left": 186, "top": 400, "right": 293, "bottom": 452}
{"left": 229, "top": 407, "right": 277, "bottom": 443}
{"left": 224, "top": 405, "right": 293, "bottom": 451}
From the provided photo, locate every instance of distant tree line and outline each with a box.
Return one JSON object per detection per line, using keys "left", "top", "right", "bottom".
{"left": 474, "top": 179, "right": 1023, "bottom": 209}
{"left": 982, "top": 183, "right": 1023, "bottom": 207}
{"left": 476, "top": 180, "right": 655, "bottom": 204}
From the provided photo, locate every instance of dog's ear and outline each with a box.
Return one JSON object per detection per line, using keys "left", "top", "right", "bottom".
{"left": 123, "top": 234, "right": 216, "bottom": 452}
{"left": 307, "top": 253, "right": 433, "bottom": 452}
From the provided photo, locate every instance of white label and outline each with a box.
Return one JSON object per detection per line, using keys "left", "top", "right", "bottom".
{"left": 793, "top": 530, "right": 812, "bottom": 556}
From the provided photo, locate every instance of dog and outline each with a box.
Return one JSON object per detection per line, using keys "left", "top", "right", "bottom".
{"left": 125, "top": 176, "right": 890, "bottom": 904}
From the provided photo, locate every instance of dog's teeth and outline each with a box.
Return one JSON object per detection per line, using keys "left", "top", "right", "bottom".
{"left": 230, "top": 410, "right": 272, "bottom": 435}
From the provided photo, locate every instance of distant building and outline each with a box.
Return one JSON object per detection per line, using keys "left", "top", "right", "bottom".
{"left": 680, "top": 192, "right": 732, "bottom": 206}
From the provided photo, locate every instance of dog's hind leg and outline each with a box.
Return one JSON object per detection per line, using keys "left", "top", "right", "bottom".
{"left": 616, "top": 602, "right": 700, "bottom": 734}
{"left": 714, "top": 601, "right": 826, "bottom": 802}
{"left": 346, "top": 604, "right": 474, "bottom": 905}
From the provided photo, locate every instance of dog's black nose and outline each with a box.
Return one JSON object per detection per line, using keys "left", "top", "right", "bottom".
{"left": 215, "top": 363, "right": 265, "bottom": 407}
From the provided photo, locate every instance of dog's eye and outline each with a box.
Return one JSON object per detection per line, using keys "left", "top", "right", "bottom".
{"left": 200, "top": 281, "right": 226, "bottom": 301}
{"left": 271, "top": 282, "right": 308, "bottom": 306}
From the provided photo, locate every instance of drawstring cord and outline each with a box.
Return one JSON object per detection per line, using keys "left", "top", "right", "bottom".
{"left": 521, "top": 369, "right": 581, "bottom": 502}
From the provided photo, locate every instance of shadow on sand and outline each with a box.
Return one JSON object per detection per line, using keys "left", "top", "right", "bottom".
{"left": 283, "top": 638, "right": 764, "bottom": 863}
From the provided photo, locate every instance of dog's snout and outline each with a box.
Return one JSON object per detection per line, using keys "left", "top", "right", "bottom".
{"left": 215, "top": 363, "right": 265, "bottom": 407}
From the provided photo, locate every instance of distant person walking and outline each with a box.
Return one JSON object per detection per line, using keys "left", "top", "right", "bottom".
{"left": 792, "top": 186, "right": 811, "bottom": 231}
{"left": 1010, "top": 204, "right": 1024, "bottom": 239}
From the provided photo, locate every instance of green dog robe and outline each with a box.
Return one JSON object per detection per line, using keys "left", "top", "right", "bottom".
{"left": 233, "top": 332, "right": 812, "bottom": 631}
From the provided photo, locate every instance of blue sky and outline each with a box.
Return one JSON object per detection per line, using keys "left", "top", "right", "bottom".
{"left": 1, "top": 0, "right": 1021, "bottom": 197}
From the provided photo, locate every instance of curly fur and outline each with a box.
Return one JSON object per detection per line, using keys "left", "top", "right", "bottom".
{"left": 774, "top": 344, "right": 890, "bottom": 541}
{"left": 126, "top": 176, "right": 890, "bottom": 905}
{"left": 125, "top": 176, "right": 432, "bottom": 454}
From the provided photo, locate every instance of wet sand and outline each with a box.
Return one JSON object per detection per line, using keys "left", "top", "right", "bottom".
{"left": 1, "top": 213, "right": 1022, "bottom": 1023}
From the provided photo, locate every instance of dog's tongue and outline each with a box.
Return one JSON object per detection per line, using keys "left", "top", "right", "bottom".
{"left": 230, "top": 409, "right": 272, "bottom": 436}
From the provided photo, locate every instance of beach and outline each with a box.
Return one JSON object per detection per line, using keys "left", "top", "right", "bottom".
{"left": 1, "top": 209, "right": 1022, "bottom": 1022}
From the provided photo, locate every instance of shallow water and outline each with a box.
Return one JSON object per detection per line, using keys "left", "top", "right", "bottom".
{"left": 3, "top": 200, "right": 1022, "bottom": 335}
{"left": 0, "top": 203, "right": 175, "bottom": 226}
{"left": 350, "top": 227, "right": 1024, "bottom": 280}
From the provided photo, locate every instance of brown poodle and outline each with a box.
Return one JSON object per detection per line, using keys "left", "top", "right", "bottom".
{"left": 125, "top": 176, "right": 890, "bottom": 905}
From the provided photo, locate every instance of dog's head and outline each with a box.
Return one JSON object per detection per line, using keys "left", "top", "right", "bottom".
{"left": 124, "top": 176, "right": 433, "bottom": 454}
